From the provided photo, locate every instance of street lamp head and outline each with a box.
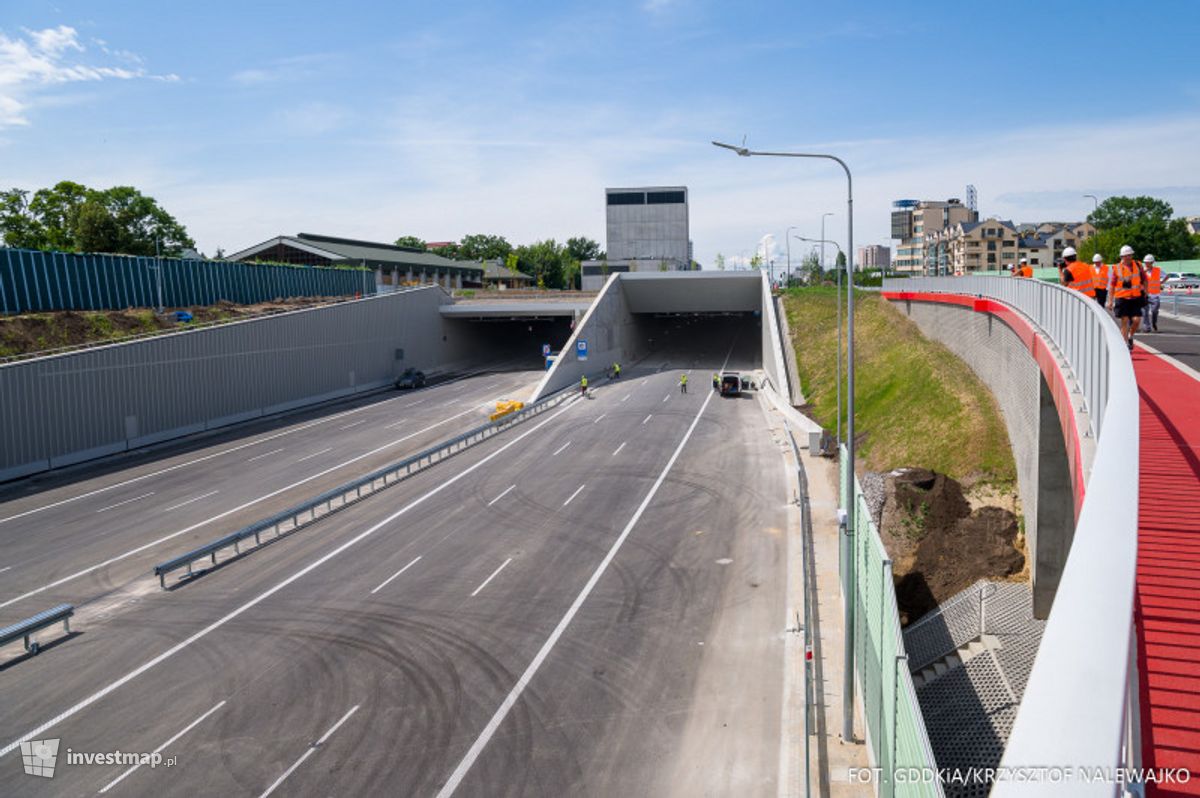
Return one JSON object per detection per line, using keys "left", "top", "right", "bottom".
{"left": 712, "top": 140, "right": 751, "bottom": 157}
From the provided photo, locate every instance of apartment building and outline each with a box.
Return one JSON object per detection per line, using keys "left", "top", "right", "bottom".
{"left": 923, "top": 219, "right": 1096, "bottom": 275}
{"left": 857, "top": 244, "right": 891, "bottom": 271}
{"left": 891, "top": 198, "right": 977, "bottom": 273}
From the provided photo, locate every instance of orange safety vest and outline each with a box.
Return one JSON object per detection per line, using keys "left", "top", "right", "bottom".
{"left": 1112, "top": 261, "right": 1144, "bottom": 299}
{"left": 1146, "top": 266, "right": 1162, "bottom": 295}
{"left": 1092, "top": 262, "right": 1108, "bottom": 291}
{"left": 1019, "top": 265, "right": 1033, "bottom": 278}
{"left": 1064, "top": 260, "right": 1095, "bottom": 297}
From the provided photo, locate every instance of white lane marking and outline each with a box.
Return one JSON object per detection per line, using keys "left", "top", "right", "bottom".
{"left": 98, "top": 700, "right": 226, "bottom": 793}
{"left": 259, "top": 704, "right": 360, "bottom": 798}
{"left": 0, "top": 403, "right": 492, "bottom": 611}
{"left": 612, "top": 442, "right": 626, "bottom": 457}
{"left": 0, "top": 567, "right": 11, "bottom": 574}
{"left": 486, "top": 485, "right": 516, "bottom": 507}
{"left": 370, "top": 556, "right": 422, "bottom": 595}
{"left": 562, "top": 484, "right": 586, "bottom": 506}
{"left": 642, "top": 414, "right": 652, "bottom": 425}
{"left": 593, "top": 413, "right": 606, "bottom": 425}
{"left": 338, "top": 419, "right": 367, "bottom": 430}
{"left": 162, "top": 491, "right": 219, "bottom": 513}
{"left": 662, "top": 395, "right": 670, "bottom": 403}
{"left": 0, "top": 399, "right": 578, "bottom": 757}
{"left": 552, "top": 441, "right": 571, "bottom": 456}
{"left": 0, "top": 370, "right": 505, "bottom": 526}
{"left": 435, "top": 364, "right": 727, "bottom": 797}
{"left": 96, "top": 493, "right": 155, "bottom": 513}
{"left": 295, "top": 447, "right": 333, "bottom": 463}
{"left": 384, "top": 420, "right": 405, "bottom": 429}
{"left": 470, "top": 558, "right": 513, "bottom": 597}
{"left": 247, "top": 448, "right": 285, "bottom": 462}
{"left": 405, "top": 398, "right": 428, "bottom": 407}
{"left": 640, "top": 379, "right": 647, "bottom": 386}
{"left": 621, "top": 394, "right": 630, "bottom": 403}
{"left": 482, "top": 382, "right": 501, "bottom": 391}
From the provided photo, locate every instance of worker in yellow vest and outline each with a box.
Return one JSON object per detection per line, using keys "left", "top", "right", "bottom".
{"left": 1091, "top": 254, "right": 1109, "bottom": 307}
{"left": 1142, "top": 254, "right": 1163, "bottom": 332}
{"left": 679, "top": 372, "right": 688, "bottom": 394}
{"left": 1059, "top": 248, "right": 1095, "bottom": 298}
{"left": 1108, "top": 245, "right": 1146, "bottom": 350}
{"left": 580, "top": 375, "right": 589, "bottom": 396}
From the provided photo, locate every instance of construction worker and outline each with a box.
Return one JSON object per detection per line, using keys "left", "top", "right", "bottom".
{"left": 1092, "top": 254, "right": 1108, "bottom": 307}
{"left": 712, "top": 371, "right": 720, "bottom": 390}
{"left": 580, "top": 374, "right": 588, "bottom": 396}
{"left": 1059, "top": 247, "right": 1095, "bottom": 298}
{"left": 1018, "top": 258, "right": 1033, "bottom": 278}
{"left": 612, "top": 362, "right": 621, "bottom": 379}
{"left": 679, "top": 372, "right": 688, "bottom": 394}
{"left": 1142, "top": 254, "right": 1163, "bottom": 332}
{"left": 1108, "top": 245, "right": 1145, "bottom": 350}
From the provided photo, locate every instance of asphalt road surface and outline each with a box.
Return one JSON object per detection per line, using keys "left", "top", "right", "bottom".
{"left": 0, "top": 315, "right": 791, "bottom": 797}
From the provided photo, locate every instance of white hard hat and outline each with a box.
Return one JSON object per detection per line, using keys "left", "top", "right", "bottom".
{"left": 1093, "top": 254, "right": 1102, "bottom": 262}
{"left": 1120, "top": 244, "right": 1135, "bottom": 257}
{"left": 1019, "top": 257, "right": 1027, "bottom": 263}
{"left": 1145, "top": 254, "right": 1155, "bottom": 263}
{"left": 1062, "top": 246, "right": 1077, "bottom": 258}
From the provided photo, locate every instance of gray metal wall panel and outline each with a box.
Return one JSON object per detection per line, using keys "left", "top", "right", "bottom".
{"left": 0, "top": 287, "right": 464, "bottom": 479}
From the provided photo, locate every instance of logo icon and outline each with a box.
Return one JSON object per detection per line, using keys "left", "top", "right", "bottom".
{"left": 20, "top": 738, "right": 60, "bottom": 778}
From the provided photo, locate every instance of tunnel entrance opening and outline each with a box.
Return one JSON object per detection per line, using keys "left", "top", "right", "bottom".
{"left": 629, "top": 312, "right": 762, "bottom": 374}
{"left": 441, "top": 316, "right": 574, "bottom": 373}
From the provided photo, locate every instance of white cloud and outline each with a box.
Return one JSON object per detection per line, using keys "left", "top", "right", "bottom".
{"left": 231, "top": 54, "right": 339, "bottom": 86}
{"left": 0, "top": 25, "right": 178, "bottom": 128}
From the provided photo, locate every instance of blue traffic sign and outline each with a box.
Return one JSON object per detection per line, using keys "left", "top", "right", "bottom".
{"left": 576, "top": 339, "right": 588, "bottom": 361}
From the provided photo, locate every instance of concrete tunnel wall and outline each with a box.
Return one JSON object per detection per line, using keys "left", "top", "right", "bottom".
{"left": 0, "top": 286, "right": 550, "bottom": 482}
{"left": 887, "top": 298, "right": 1081, "bottom": 618}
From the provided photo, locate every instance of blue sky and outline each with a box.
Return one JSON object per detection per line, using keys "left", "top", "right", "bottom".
{"left": 2, "top": 0, "right": 1199, "bottom": 267}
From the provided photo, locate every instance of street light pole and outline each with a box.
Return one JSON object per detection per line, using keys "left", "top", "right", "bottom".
{"left": 821, "top": 212, "right": 834, "bottom": 279}
{"left": 715, "top": 140, "right": 857, "bottom": 742}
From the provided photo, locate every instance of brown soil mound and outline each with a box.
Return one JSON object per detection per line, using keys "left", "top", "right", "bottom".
{"left": 878, "top": 468, "right": 1024, "bottom": 625}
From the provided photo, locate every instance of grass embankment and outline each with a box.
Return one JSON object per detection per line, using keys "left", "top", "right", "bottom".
{"left": 783, "top": 286, "right": 1016, "bottom": 486}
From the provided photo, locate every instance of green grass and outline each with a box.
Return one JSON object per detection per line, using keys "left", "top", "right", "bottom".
{"left": 783, "top": 286, "right": 1016, "bottom": 485}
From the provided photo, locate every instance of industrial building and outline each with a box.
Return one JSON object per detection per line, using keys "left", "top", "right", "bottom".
{"left": 581, "top": 186, "right": 693, "bottom": 290}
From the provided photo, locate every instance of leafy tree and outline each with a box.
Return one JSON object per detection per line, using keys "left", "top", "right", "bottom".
{"left": 563, "top": 258, "right": 581, "bottom": 289}
{"left": 714, "top": 252, "right": 726, "bottom": 271}
{"left": 658, "top": 260, "right": 670, "bottom": 272}
{"left": 430, "top": 241, "right": 461, "bottom": 259}
{"left": 459, "top": 233, "right": 512, "bottom": 261}
{"left": 394, "top": 235, "right": 427, "bottom": 251}
{"left": 800, "top": 251, "right": 821, "bottom": 284}
{"left": 0, "top": 181, "right": 193, "bottom": 256}
{"left": 749, "top": 253, "right": 763, "bottom": 270}
{"left": 836, "top": 250, "right": 847, "bottom": 269}
{"left": 565, "top": 236, "right": 603, "bottom": 263}
{"left": 513, "top": 239, "right": 569, "bottom": 289}
{"left": 1087, "top": 196, "right": 1173, "bottom": 230}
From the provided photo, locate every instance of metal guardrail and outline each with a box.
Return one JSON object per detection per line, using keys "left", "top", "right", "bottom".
{"left": 785, "top": 428, "right": 815, "bottom": 798}
{"left": 153, "top": 390, "right": 573, "bottom": 587}
{"left": 883, "top": 276, "right": 1141, "bottom": 794}
{"left": 0, "top": 604, "right": 74, "bottom": 655}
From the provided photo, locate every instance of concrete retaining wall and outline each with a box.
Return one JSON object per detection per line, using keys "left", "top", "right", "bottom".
{"left": 890, "top": 298, "right": 1077, "bottom": 617}
{"left": 0, "top": 287, "right": 506, "bottom": 482}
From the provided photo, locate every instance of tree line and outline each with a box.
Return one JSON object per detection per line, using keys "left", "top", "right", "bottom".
{"left": 1078, "top": 195, "right": 1199, "bottom": 263}
{"left": 394, "top": 234, "right": 604, "bottom": 290}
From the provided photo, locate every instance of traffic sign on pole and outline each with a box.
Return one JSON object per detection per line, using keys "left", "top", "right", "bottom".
{"left": 576, "top": 340, "right": 588, "bottom": 361}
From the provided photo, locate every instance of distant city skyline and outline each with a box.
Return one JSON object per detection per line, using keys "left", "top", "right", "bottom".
{"left": 3, "top": 1, "right": 1198, "bottom": 269}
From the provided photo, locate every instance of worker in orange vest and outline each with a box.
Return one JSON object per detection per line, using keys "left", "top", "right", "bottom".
{"left": 1108, "top": 244, "right": 1146, "bottom": 350}
{"left": 1016, "top": 257, "right": 1033, "bottom": 278}
{"left": 1142, "top": 254, "right": 1163, "bottom": 332}
{"left": 1091, "top": 254, "right": 1109, "bottom": 307}
{"left": 1059, "top": 247, "right": 1095, "bottom": 298}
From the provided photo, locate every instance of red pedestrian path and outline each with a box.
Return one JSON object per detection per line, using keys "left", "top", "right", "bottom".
{"left": 1133, "top": 346, "right": 1200, "bottom": 796}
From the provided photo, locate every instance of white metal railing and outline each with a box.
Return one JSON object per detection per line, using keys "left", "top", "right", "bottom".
{"left": 884, "top": 276, "right": 1140, "bottom": 795}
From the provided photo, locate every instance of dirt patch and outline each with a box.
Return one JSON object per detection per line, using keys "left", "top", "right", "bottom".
{"left": 877, "top": 468, "right": 1025, "bottom": 625}
{"left": 0, "top": 297, "right": 345, "bottom": 358}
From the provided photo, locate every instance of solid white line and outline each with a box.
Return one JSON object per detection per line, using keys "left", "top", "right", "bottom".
{"left": 612, "top": 442, "right": 626, "bottom": 457}
{"left": 662, "top": 395, "right": 670, "bottom": 403}
{"left": 162, "top": 491, "right": 219, "bottom": 512}
{"left": 370, "top": 556, "right": 422, "bottom": 595}
{"left": 0, "top": 399, "right": 578, "bottom": 758}
{"left": 486, "top": 485, "right": 516, "bottom": 507}
{"left": 0, "top": 370, "right": 503, "bottom": 527}
{"left": 0, "top": 567, "right": 10, "bottom": 574}
{"left": 98, "top": 700, "right": 226, "bottom": 793}
{"left": 247, "top": 448, "right": 285, "bottom": 462}
{"left": 259, "top": 704, "right": 360, "bottom": 798}
{"left": 384, "top": 420, "right": 405, "bottom": 429}
{"left": 621, "top": 394, "right": 630, "bottom": 403}
{"left": 470, "top": 558, "right": 513, "bottom": 597}
{"left": 0, "top": 403, "right": 493, "bottom": 611}
{"left": 295, "top": 447, "right": 333, "bottom": 463}
{"left": 552, "top": 441, "right": 571, "bottom": 456}
{"left": 96, "top": 493, "right": 155, "bottom": 513}
{"left": 593, "top": 413, "right": 606, "bottom": 424}
{"left": 338, "top": 419, "right": 367, "bottom": 430}
{"left": 562, "top": 484, "right": 586, "bottom": 506}
{"left": 435, "top": 373, "right": 724, "bottom": 797}
{"left": 642, "top": 414, "right": 652, "bottom": 425}
{"left": 405, "top": 398, "right": 428, "bottom": 407}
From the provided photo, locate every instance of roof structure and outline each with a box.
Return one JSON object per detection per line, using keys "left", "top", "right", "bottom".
{"left": 227, "top": 233, "right": 483, "bottom": 275}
